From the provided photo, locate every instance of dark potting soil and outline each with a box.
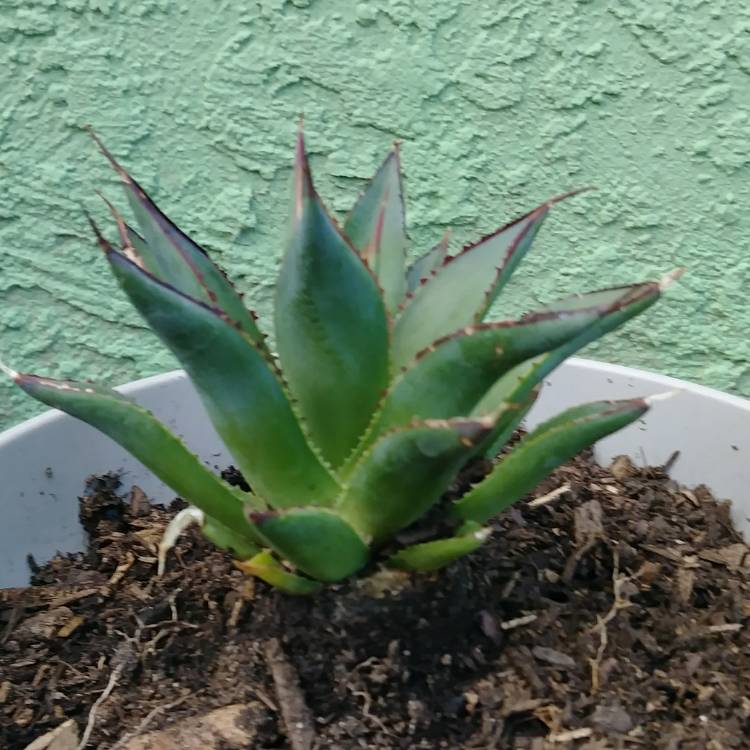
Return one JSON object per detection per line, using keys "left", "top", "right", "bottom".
{"left": 1, "top": 451, "right": 749, "bottom": 749}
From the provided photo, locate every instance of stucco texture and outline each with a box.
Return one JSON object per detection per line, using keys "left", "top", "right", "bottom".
{"left": 1, "top": 0, "right": 749, "bottom": 429}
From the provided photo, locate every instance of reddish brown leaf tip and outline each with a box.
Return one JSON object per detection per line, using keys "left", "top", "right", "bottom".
{"left": 546, "top": 186, "right": 596, "bottom": 207}
{"left": 94, "top": 190, "right": 131, "bottom": 247}
{"left": 247, "top": 510, "right": 277, "bottom": 525}
{"left": 84, "top": 212, "right": 114, "bottom": 254}
{"left": 86, "top": 128, "right": 131, "bottom": 183}
{"left": 293, "top": 127, "right": 315, "bottom": 216}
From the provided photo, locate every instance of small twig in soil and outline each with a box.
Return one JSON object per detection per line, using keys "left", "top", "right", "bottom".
{"left": 588, "top": 550, "right": 632, "bottom": 694}
{"left": 528, "top": 483, "right": 571, "bottom": 508}
{"left": 264, "top": 637, "right": 316, "bottom": 750}
{"left": 500, "top": 613, "right": 537, "bottom": 631}
{"left": 108, "top": 551, "right": 135, "bottom": 586}
{"left": 252, "top": 687, "right": 279, "bottom": 712}
{"left": 549, "top": 727, "right": 593, "bottom": 742}
{"left": 707, "top": 623, "right": 742, "bottom": 634}
{"left": 78, "top": 631, "right": 139, "bottom": 749}
{"left": 107, "top": 689, "right": 201, "bottom": 750}
{"left": 78, "top": 666, "right": 121, "bottom": 749}
{"left": 500, "top": 570, "right": 521, "bottom": 599}
{"left": 78, "top": 643, "right": 136, "bottom": 749}
{"left": 350, "top": 690, "right": 392, "bottom": 735}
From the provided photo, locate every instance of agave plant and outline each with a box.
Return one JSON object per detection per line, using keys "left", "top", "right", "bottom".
{"left": 2, "top": 128, "right": 679, "bottom": 594}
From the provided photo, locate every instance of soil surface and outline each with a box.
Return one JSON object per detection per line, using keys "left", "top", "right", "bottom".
{"left": 1, "top": 451, "right": 749, "bottom": 749}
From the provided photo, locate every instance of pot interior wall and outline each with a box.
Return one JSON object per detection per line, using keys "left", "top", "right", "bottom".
{"left": 1, "top": 360, "right": 747, "bottom": 588}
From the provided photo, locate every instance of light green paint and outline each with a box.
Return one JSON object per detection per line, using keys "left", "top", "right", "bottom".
{"left": 1, "top": 0, "right": 749, "bottom": 430}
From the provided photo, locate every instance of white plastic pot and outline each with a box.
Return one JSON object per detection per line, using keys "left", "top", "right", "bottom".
{"left": 1, "top": 358, "right": 748, "bottom": 588}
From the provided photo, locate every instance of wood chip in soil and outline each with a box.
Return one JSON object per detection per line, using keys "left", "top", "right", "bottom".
{"left": 1, "top": 452, "right": 749, "bottom": 749}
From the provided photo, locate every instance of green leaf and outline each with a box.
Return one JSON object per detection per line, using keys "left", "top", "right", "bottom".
{"left": 344, "top": 146, "right": 407, "bottom": 311}
{"left": 249, "top": 508, "right": 369, "bottom": 582}
{"left": 471, "top": 358, "right": 544, "bottom": 458}
{"left": 479, "top": 278, "right": 670, "bottom": 455}
{"left": 387, "top": 522, "right": 490, "bottom": 572}
{"left": 378, "top": 289, "right": 650, "bottom": 434}
{"left": 471, "top": 358, "right": 543, "bottom": 417}
{"left": 406, "top": 233, "right": 450, "bottom": 293}
{"left": 235, "top": 550, "right": 322, "bottom": 595}
{"left": 482, "top": 392, "right": 541, "bottom": 459}
{"left": 452, "top": 397, "right": 650, "bottom": 524}
{"left": 392, "top": 197, "right": 560, "bottom": 369}
{"left": 93, "top": 133, "right": 265, "bottom": 344}
{"left": 10, "top": 372, "right": 259, "bottom": 539}
{"left": 274, "top": 131, "right": 390, "bottom": 467}
{"left": 337, "top": 416, "right": 495, "bottom": 543}
{"left": 339, "top": 279, "right": 665, "bottom": 475}
{"left": 202, "top": 515, "right": 260, "bottom": 559}
{"left": 104, "top": 245, "right": 339, "bottom": 509}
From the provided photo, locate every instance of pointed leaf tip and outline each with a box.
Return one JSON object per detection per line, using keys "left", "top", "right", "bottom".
{"left": 546, "top": 186, "right": 596, "bottom": 206}
{"left": 344, "top": 145, "right": 407, "bottom": 311}
{"left": 406, "top": 232, "right": 450, "bottom": 293}
{"left": 394, "top": 187, "right": 596, "bottom": 366}
{"left": 95, "top": 190, "right": 146, "bottom": 268}
{"left": 87, "top": 128, "right": 133, "bottom": 186}
{"left": 387, "top": 523, "right": 491, "bottom": 572}
{"left": 392, "top": 197, "right": 555, "bottom": 367}
{"left": 0, "top": 360, "right": 19, "bottom": 380}
{"left": 84, "top": 210, "right": 105, "bottom": 242}
{"left": 659, "top": 267, "right": 686, "bottom": 290}
{"left": 93, "top": 146, "right": 266, "bottom": 341}
{"left": 375, "top": 291, "right": 653, "bottom": 439}
{"left": 247, "top": 509, "right": 277, "bottom": 525}
{"left": 13, "top": 372, "right": 260, "bottom": 537}
{"left": 293, "top": 127, "right": 315, "bottom": 219}
{"left": 644, "top": 389, "right": 681, "bottom": 405}
{"left": 95, "top": 189, "right": 126, "bottom": 236}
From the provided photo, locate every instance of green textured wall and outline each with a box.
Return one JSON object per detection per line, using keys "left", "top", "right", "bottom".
{"left": 1, "top": 0, "right": 749, "bottom": 429}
